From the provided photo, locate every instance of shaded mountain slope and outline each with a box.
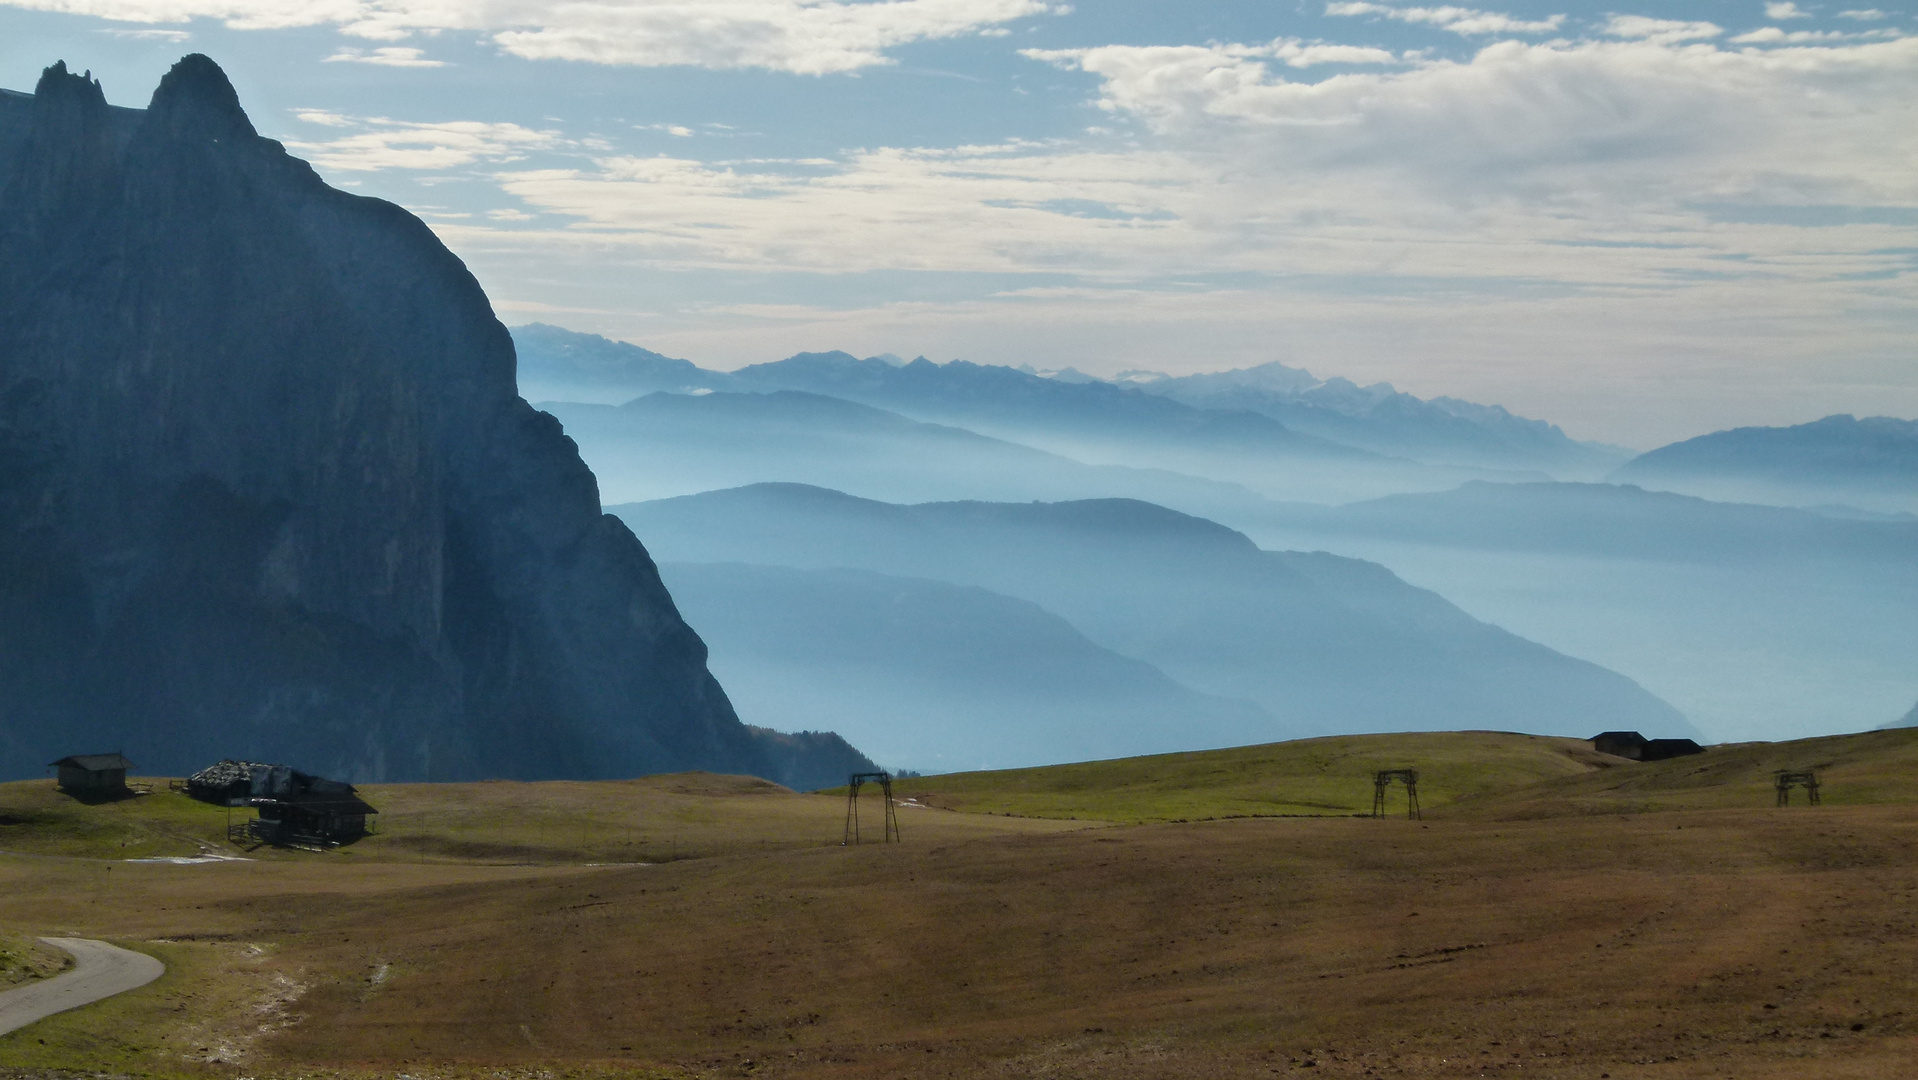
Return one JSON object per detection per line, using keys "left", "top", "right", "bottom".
{"left": 615, "top": 484, "right": 1694, "bottom": 741}
{"left": 1612, "top": 414, "right": 1918, "bottom": 512}
{"left": 659, "top": 562, "right": 1273, "bottom": 772}
{"left": 0, "top": 57, "right": 867, "bottom": 787}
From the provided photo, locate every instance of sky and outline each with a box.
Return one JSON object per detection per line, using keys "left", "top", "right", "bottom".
{"left": 1, "top": 1, "right": 1913, "bottom": 447}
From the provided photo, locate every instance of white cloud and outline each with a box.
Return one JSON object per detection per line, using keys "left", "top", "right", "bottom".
{"left": 1602, "top": 16, "right": 1723, "bottom": 44}
{"left": 96, "top": 25, "right": 188, "bottom": 38}
{"left": 293, "top": 108, "right": 354, "bottom": 126}
{"left": 1733, "top": 26, "right": 1902, "bottom": 42}
{"left": 286, "top": 113, "right": 565, "bottom": 171}
{"left": 1020, "top": 36, "right": 1918, "bottom": 209}
{"left": 1324, "top": 2, "right": 1565, "bottom": 36}
{"left": 1, "top": 0, "right": 1060, "bottom": 73}
{"left": 426, "top": 32, "right": 1918, "bottom": 310}
{"left": 323, "top": 46, "right": 444, "bottom": 66}
{"left": 1765, "top": 2, "right": 1811, "bottom": 18}
{"left": 1270, "top": 40, "right": 1401, "bottom": 67}
{"left": 1838, "top": 9, "right": 1890, "bottom": 19}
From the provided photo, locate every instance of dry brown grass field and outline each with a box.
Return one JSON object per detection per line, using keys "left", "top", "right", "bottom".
{"left": 3, "top": 730, "right": 1918, "bottom": 1079}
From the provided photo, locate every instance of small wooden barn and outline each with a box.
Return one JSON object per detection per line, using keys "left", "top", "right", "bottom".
{"left": 1590, "top": 732, "right": 1648, "bottom": 760}
{"left": 48, "top": 754, "right": 135, "bottom": 796}
{"left": 185, "top": 759, "right": 379, "bottom": 845}
{"left": 1642, "top": 738, "right": 1704, "bottom": 761}
{"left": 1590, "top": 732, "right": 1704, "bottom": 762}
{"left": 251, "top": 786, "right": 380, "bottom": 845}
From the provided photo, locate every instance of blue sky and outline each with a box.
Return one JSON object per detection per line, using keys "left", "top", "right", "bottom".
{"left": 2, "top": 1, "right": 1913, "bottom": 445}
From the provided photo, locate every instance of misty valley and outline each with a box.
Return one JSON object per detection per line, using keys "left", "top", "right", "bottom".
{"left": 518, "top": 324, "right": 1918, "bottom": 771}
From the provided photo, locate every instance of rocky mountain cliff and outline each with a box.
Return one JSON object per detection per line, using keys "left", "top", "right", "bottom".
{"left": 0, "top": 57, "right": 871, "bottom": 787}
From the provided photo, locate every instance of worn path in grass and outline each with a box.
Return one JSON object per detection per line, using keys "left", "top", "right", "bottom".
{"left": 0, "top": 938, "right": 163, "bottom": 1037}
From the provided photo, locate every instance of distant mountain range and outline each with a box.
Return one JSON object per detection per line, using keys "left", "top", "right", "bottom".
{"left": 540, "top": 390, "right": 1272, "bottom": 514}
{"left": 510, "top": 322, "right": 708, "bottom": 404}
{"left": 1119, "top": 362, "right": 1630, "bottom": 477}
{"left": 614, "top": 483, "right": 1696, "bottom": 768}
{"left": 1240, "top": 481, "right": 1918, "bottom": 743}
{"left": 1612, "top": 414, "right": 1918, "bottom": 514}
{"left": 656, "top": 562, "right": 1271, "bottom": 771}
{"left": 513, "top": 325, "right": 1573, "bottom": 501}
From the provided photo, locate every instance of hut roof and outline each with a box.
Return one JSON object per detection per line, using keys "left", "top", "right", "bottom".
{"left": 48, "top": 754, "right": 136, "bottom": 771}
{"left": 186, "top": 759, "right": 270, "bottom": 788}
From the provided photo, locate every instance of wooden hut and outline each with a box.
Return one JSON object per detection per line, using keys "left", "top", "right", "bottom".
{"left": 250, "top": 785, "right": 380, "bottom": 845}
{"left": 1642, "top": 738, "right": 1704, "bottom": 761}
{"left": 1590, "top": 732, "right": 1648, "bottom": 760}
{"left": 1590, "top": 732, "right": 1704, "bottom": 762}
{"left": 48, "top": 754, "right": 134, "bottom": 796}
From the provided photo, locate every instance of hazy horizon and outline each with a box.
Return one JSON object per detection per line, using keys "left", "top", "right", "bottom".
{"left": 3, "top": 0, "right": 1913, "bottom": 446}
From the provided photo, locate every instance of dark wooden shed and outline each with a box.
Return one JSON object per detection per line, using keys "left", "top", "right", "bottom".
{"left": 251, "top": 787, "right": 380, "bottom": 845}
{"left": 1591, "top": 732, "right": 1704, "bottom": 762}
{"left": 1590, "top": 732, "right": 1648, "bottom": 760}
{"left": 48, "top": 754, "right": 134, "bottom": 796}
{"left": 1642, "top": 738, "right": 1704, "bottom": 761}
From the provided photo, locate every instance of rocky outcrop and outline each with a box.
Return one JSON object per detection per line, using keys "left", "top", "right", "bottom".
{"left": 0, "top": 57, "right": 870, "bottom": 787}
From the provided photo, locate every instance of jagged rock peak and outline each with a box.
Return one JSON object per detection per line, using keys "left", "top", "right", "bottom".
{"left": 0, "top": 55, "right": 876, "bottom": 789}
{"left": 34, "top": 60, "right": 105, "bottom": 105}
{"left": 145, "top": 53, "right": 256, "bottom": 143}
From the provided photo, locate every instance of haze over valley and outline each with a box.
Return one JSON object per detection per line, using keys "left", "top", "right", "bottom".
{"left": 518, "top": 323, "right": 1918, "bottom": 760}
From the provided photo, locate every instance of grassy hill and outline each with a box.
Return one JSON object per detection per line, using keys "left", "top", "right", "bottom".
{"left": 1456, "top": 727, "right": 1918, "bottom": 818}
{"left": 890, "top": 731, "right": 1616, "bottom": 822}
{"left": 0, "top": 772, "right": 1077, "bottom": 864}
{"left": 7, "top": 729, "right": 1915, "bottom": 868}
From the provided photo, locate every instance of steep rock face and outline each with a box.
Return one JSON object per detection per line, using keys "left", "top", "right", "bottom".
{"left": 0, "top": 57, "right": 869, "bottom": 787}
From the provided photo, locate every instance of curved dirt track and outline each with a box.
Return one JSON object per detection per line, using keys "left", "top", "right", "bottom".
{"left": 0, "top": 938, "right": 164, "bottom": 1036}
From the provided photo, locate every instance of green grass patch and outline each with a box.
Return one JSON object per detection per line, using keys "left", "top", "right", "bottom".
{"left": 0, "top": 782, "right": 250, "bottom": 861}
{"left": 1457, "top": 727, "right": 1918, "bottom": 818}
{"left": 0, "top": 932, "right": 70, "bottom": 989}
{"left": 0, "top": 939, "right": 229, "bottom": 1078}
{"left": 888, "top": 731, "right": 1612, "bottom": 823}
{"left": 0, "top": 771, "right": 1068, "bottom": 869}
